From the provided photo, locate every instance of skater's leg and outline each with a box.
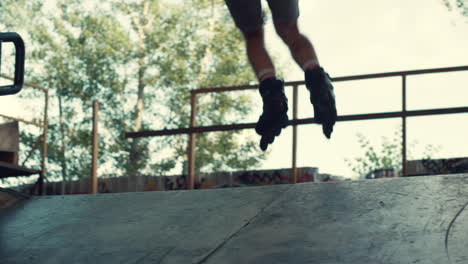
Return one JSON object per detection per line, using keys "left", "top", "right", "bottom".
{"left": 224, "top": 0, "right": 276, "bottom": 81}
{"left": 243, "top": 29, "right": 288, "bottom": 151}
{"left": 243, "top": 29, "right": 276, "bottom": 81}
{"left": 274, "top": 21, "right": 337, "bottom": 138}
{"left": 266, "top": 0, "right": 318, "bottom": 71}
{"left": 224, "top": 0, "right": 289, "bottom": 150}
{"left": 274, "top": 22, "right": 320, "bottom": 71}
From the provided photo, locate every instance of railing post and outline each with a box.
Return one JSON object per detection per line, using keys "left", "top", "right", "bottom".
{"left": 402, "top": 75, "right": 407, "bottom": 177}
{"left": 292, "top": 85, "right": 298, "bottom": 183}
{"left": 40, "top": 90, "right": 49, "bottom": 195}
{"left": 90, "top": 100, "right": 99, "bottom": 194}
{"left": 187, "top": 92, "right": 197, "bottom": 190}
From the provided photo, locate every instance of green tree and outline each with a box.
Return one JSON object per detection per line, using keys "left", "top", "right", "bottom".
{"left": 442, "top": 0, "right": 468, "bottom": 17}
{"left": 112, "top": 0, "right": 266, "bottom": 175}
{"left": 345, "top": 127, "right": 441, "bottom": 179}
{"left": 26, "top": 0, "right": 130, "bottom": 183}
{"left": 1, "top": 0, "right": 266, "bottom": 186}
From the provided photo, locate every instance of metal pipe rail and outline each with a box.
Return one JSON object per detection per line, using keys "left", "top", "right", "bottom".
{"left": 125, "top": 65, "right": 468, "bottom": 190}
{"left": 126, "top": 106, "right": 468, "bottom": 138}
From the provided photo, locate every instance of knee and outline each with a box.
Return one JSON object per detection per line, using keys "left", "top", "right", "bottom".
{"left": 243, "top": 29, "right": 264, "bottom": 42}
{"left": 275, "top": 22, "right": 300, "bottom": 46}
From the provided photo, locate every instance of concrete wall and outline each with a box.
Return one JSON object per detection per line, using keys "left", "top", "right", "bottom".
{"left": 18, "top": 167, "right": 320, "bottom": 195}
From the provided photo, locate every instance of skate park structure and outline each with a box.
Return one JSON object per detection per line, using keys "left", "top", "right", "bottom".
{"left": 1, "top": 58, "right": 468, "bottom": 262}
{"left": 1, "top": 173, "right": 468, "bottom": 263}
{"left": 126, "top": 65, "right": 468, "bottom": 190}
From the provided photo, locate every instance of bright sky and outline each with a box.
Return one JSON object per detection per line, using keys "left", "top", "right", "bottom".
{"left": 256, "top": 0, "right": 468, "bottom": 178}
{"left": 1, "top": 0, "right": 467, "bottom": 182}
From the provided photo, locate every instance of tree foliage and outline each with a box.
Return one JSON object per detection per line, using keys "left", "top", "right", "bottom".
{"left": 0, "top": 0, "right": 265, "bottom": 184}
{"left": 345, "top": 127, "right": 441, "bottom": 179}
{"left": 442, "top": 0, "right": 468, "bottom": 18}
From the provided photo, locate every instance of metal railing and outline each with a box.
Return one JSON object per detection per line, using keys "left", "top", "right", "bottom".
{"left": 126, "top": 65, "right": 468, "bottom": 189}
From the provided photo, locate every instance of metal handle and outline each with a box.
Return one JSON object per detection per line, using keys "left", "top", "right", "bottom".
{"left": 0, "top": 32, "right": 25, "bottom": 96}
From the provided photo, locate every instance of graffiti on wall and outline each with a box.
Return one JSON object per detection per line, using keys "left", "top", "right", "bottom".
{"left": 421, "top": 158, "right": 468, "bottom": 175}
{"left": 234, "top": 171, "right": 288, "bottom": 186}
{"left": 36, "top": 167, "right": 319, "bottom": 194}
{"left": 407, "top": 157, "right": 468, "bottom": 176}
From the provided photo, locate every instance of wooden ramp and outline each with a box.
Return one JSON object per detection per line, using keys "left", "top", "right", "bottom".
{"left": 1, "top": 174, "right": 467, "bottom": 264}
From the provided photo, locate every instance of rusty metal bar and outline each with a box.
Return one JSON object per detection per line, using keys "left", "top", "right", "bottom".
{"left": 126, "top": 66, "right": 468, "bottom": 140}
{"left": 21, "top": 135, "right": 43, "bottom": 167}
{"left": 193, "top": 66, "right": 468, "bottom": 94}
{"left": 331, "top": 65, "right": 468, "bottom": 82}
{"left": 292, "top": 85, "right": 298, "bottom": 184}
{"left": 0, "top": 74, "right": 49, "bottom": 92}
{"left": 0, "top": 113, "right": 44, "bottom": 127}
{"left": 194, "top": 83, "right": 258, "bottom": 94}
{"left": 127, "top": 123, "right": 256, "bottom": 138}
{"left": 187, "top": 92, "right": 197, "bottom": 190}
{"left": 126, "top": 106, "right": 468, "bottom": 138}
{"left": 402, "top": 75, "right": 407, "bottom": 177}
{"left": 90, "top": 101, "right": 99, "bottom": 194}
{"left": 289, "top": 107, "right": 468, "bottom": 124}
{"left": 40, "top": 90, "right": 49, "bottom": 195}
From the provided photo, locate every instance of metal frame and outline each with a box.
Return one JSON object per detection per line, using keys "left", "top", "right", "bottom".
{"left": 125, "top": 65, "right": 468, "bottom": 189}
{"left": 0, "top": 74, "right": 49, "bottom": 194}
{"left": 0, "top": 32, "right": 25, "bottom": 95}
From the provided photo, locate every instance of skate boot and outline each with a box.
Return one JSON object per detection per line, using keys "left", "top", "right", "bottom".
{"left": 255, "top": 77, "right": 289, "bottom": 151}
{"left": 305, "top": 67, "right": 337, "bottom": 139}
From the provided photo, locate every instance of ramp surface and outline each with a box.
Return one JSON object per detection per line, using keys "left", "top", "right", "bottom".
{"left": 0, "top": 187, "right": 29, "bottom": 209}
{"left": 1, "top": 174, "right": 468, "bottom": 264}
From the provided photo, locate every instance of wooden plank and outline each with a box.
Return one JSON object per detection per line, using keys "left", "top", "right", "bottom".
{"left": 0, "top": 161, "right": 40, "bottom": 178}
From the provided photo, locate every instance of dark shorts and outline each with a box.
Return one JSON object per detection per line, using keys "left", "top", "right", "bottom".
{"left": 225, "top": 0, "right": 300, "bottom": 33}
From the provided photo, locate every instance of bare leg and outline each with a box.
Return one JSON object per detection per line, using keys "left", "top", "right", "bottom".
{"left": 243, "top": 29, "right": 276, "bottom": 81}
{"left": 275, "top": 21, "right": 337, "bottom": 139}
{"left": 242, "top": 29, "right": 288, "bottom": 151}
{"left": 274, "top": 22, "right": 320, "bottom": 71}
